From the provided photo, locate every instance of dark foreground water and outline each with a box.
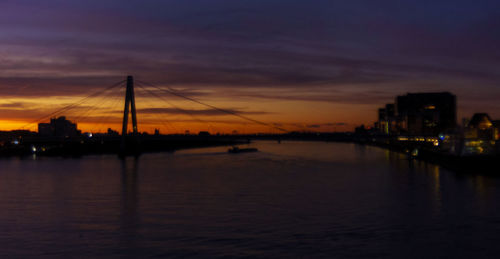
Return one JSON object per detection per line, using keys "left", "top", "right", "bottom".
{"left": 1, "top": 141, "right": 500, "bottom": 258}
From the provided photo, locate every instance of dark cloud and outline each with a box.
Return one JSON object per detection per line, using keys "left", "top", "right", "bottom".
{"left": 325, "top": 123, "right": 347, "bottom": 126}
{"left": 228, "top": 88, "right": 396, "bottom": 105}
{"left": 136, "top": 108, "right": 271, "bottom": 116}
{"left": 0, "top": 102, "right": 26, "bottom": 108}
{"left": 306, "top": 123, "right": 348, "bottom": 129}
{"left": 0, "top": 108, "right": 46, "bottom": 120}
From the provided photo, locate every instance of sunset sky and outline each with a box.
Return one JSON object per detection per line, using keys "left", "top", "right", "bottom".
{"left": 1, "top": 0, "right": 500, "bottom": 134}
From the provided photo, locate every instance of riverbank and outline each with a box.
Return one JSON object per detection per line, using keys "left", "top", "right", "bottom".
{"left": 0, "top": 135, "right": 248, "bottom": 158}
{"left": 359, "top": 139, "right": 500, "bottom": 174}
{"left": 2, "top": 133, "right": 498, "bottom": 175}
{"left": 249, "top": 133, "right": 500, "bottom": 174}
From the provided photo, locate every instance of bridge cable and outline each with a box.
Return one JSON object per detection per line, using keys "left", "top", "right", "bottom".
{"left": 85, "top": 88, "right": 126, "bottom": 132}
{"left": 136, "top": 80, "right": 289, "bottom": 133}
{"left": 92, "top": 96, "right": 125, "bottom": 132}
{"left": 68, "top": 85, "right": 124, "bottom": 127}
{"left": 20, "top": 80, "right": 126, "bottom": 130}
{"left": 134, "top": 86, "right": 180, "bottom": 134}
{"left": 135, "top": 83, "right": 219, "bottom": 133}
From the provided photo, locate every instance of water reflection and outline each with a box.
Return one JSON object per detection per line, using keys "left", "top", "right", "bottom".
{"left": 120, "top": 157, "right": 140, "bottom": 254}
{"left": 1, "top": 141, "right": 500, "bottom": 257}
{"left": 380, "top": 146, "right": 500, "bottom": 220}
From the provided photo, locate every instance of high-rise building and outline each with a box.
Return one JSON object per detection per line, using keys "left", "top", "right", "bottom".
{"left": 377, "top": 103, "right": 397, "bottom": 134}
{"left": 38, "top": 116, "right": 80, "bottom": 137}
{"left": 395, "top": 92, "right": 456, "bottom": 136}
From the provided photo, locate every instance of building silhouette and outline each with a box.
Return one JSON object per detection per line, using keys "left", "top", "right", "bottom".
{"left": 377, "top": 103, "right": 397, "bottom": 134}
{"left": 107, "top": 128, "right": 119, "bottom": 136}
{"left": 465, "top": 113, "right": 497, "bottom": 140}
{"left": 395, "top": 92, "right": 456, "bottom": 136}
{"left": 38, "top": 116, "right": 80, "bottom": 137}
{"left": 462, "top": 113, "right": 499, "bottom": 155}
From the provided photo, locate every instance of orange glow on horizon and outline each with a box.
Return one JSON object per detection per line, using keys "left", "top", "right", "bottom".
{"left": 0, "top": 116, "right": 361, "bottom": 134}
{"left": 1, "top": 120, "right": 346, "bottom": 135}
{"left": 0, "top": 89, "right": 375, "bottom": 134}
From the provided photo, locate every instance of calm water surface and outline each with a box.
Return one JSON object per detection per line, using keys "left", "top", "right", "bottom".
{"left": 1, "top": 141, "right": 500, "bottom": 258}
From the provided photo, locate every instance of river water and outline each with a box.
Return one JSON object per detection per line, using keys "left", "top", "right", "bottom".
{"left": 0, "top": 141, "right": 499, "bottom": 258}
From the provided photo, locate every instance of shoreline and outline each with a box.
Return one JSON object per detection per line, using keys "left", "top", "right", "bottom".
{"left": 1, "top": 135, "right": 498, "bottom": 175}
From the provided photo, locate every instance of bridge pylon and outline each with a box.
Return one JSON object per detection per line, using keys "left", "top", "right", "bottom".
{"left": 121, "top": 76, "right": 138, "bottom": 152}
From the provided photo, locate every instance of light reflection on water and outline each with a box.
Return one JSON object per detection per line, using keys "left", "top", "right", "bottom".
{"left": 0, "top": 141, "right": 500, "bottom": 257}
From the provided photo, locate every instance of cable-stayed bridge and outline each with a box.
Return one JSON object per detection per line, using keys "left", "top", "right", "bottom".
{"left": 10, "top": 76, "right": 287, "bottom": 156}
{"left": 22, "top": 76, "right": 287, "bottom": 134}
